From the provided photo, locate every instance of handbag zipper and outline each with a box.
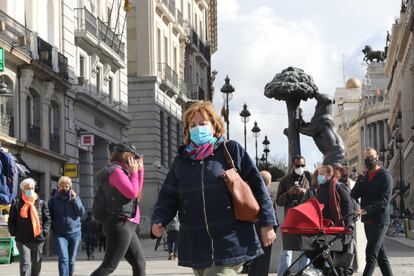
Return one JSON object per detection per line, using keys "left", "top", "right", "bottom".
{"left": 200, "top": 159, "right": 215, "bottom": 261}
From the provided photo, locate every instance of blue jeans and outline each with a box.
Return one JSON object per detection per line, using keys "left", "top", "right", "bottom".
{"left": 54, "top": 231, "right": 82, "bottom": 276}
{"left": 278, "top": 250, "right": 309, "bottom": 276}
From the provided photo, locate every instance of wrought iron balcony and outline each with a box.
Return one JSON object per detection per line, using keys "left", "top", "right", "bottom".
{"left": 50, "top": 133, "right": 60, "bottom": 153}
{"left": 75, "top": 8, "right": 125, "bottom": 65}
{"left": 198, "top": 40, "right": 210, "bottom": 62}
{"left": 191, "top": 29, "right": 199, "bottom": 47}
{"left": 158, "top": 63, "right": 179, "bottom": 95}
{"left": 0, "top": 114, "right": 14, "bottom": 137}
{"left": 58, "top": 53, "right": 69, "bottom": 81}
{"left": 27, "top": 124, "right": 41, "bottom": 146}
{"left": 0, "top": 9, "right": 32, "bottom": 56}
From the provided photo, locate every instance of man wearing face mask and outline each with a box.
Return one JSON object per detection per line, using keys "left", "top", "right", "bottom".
{"left": 276, "top": 155, "right": 311, "bottom": 276}
{"left": 351, "top": 147, "right": 394, "bottom": 276}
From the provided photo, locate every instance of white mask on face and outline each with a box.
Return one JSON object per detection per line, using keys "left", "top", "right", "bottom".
{"left": 294, "top": 167, "right": 305, "bottom": 176}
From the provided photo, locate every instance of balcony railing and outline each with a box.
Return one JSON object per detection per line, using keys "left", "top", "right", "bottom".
{"left": 0, "top": 9, "right": 32, "bottom": 55}
{"left": 75, "top": 8, "right": 125, "bottom": 61}
{"left": 198, "top": 40, "right": 210, "bottom": 61}
{"left": 0, "top": 114, "right": 14, "bottom": 137}
{"left": 191, "top": 29, "right": 198, "bottom": 47}
{"left": 158, "top": 63, "right": 179, "bottom": 93}
{"left": 27, "top": 124, "right": 41, "bottom": 146}
{"left": 50, "top": 133, "right": 60, "bottom": 153}
{"left": 58, "top": 53, "right": 69, "bottom": 81}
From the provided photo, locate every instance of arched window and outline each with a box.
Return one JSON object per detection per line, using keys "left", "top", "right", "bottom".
{"left": 0, "top": 75, "right": 14, "bottom": 137}
{"left": 27, "top": 88, "right": 41, "bottom": 146}
{"left": 49, "top": 100, "right": 60, "bottom": 153}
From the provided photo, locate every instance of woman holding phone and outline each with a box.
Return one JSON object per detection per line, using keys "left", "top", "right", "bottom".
{"left": 91, "top": 143, "right": 146, "bottom": 276}
{"left": 48, "top": 176, "right": 85, "bottom": 276}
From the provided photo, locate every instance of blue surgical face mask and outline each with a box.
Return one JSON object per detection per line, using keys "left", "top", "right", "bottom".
{"left": 25, "top": 189, "right": 35, "bottom": 198}
{"left": 190, "top": 125, "right": 214, "bottom": 146}
{"left": 317, "top": 175, "right": 328, "bottom": 185}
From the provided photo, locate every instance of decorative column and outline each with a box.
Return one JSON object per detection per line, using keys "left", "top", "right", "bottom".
{"left": 370, "top": 124, "right": 376, "bottom": 148}
{"left": 19, "top": 69, "right": 34, "bottom": 141}
{"left": 376, "top": 121, "right": 382, "bottom": 150}
{"left": 364, "top": 123, "right": 369, "bottom": 149}
{"left": 41, "top": 81, "right": 54, "bottom": 149}
{"left": 384, "top": 119, "right": 389, "bottom": 148}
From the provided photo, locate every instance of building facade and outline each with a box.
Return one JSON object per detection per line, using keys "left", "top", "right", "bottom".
{"left": 127, "top": 0, "right": 218, "bottom": 233}
{"left": 385, "top": 2, "right": 414, "bottom": 213}
{"left": 0, "top": 0, "right": 129, "bottom": 212}
{"left": 333, "top": 63, "right": 390, "bottom": 177}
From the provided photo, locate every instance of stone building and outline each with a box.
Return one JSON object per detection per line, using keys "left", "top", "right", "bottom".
{"left": 127, "top": 0, "right": 218, "bottom": 233}
{"left": 385, "top": 2, "right": 414, "bottom": 212}
{"left": 333, "top": 63, "right": 390, "bottom": 176}
{"left": 0, "top": 0, "right": 129, "bottom": 212}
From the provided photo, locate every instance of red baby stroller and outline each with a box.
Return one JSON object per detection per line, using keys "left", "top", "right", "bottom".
{"left": 280, "top": 198, "right": 355, "bottom": 276}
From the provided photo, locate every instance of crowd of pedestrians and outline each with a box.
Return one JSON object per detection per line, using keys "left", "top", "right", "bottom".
{"left": 6, "top": 101, "right": 395, "bottom": 276}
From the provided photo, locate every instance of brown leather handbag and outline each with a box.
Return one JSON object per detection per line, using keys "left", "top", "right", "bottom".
{"left": 222, "top": 140, "right": 260, "bottom": 222}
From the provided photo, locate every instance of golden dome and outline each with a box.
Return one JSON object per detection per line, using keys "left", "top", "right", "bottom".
{"left": 345, "top": 78, "right": 362, "bottom": 89}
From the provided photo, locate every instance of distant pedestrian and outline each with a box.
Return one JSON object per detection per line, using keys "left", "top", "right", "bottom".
{"left": 49, "top": 176, "right": 85, "bottom": 276}
{"left": 151, "top": 101, "right": 277, "bottom": 275}
{"left": 97, "top": 222, "right": 106, "bottom": 252}
{"left": 276, "top": 155, "right": 311, "bottom": 276}
{"left": 82, "top": 211, "right": 98, "bottom": 260}
{"left": 91, "top": 143, "right": 146, "bottom": 276}
{"left": 166, "top": 215, "right": 179, "bottom": 260}
{"left": 351, "top": 147, "right": 394, "bottom": 276}
{"left": 248, "top": 170, "right": 279, "bottom": 276}
{"left": 8, "top": 178, "right": 51, "bottom": 276}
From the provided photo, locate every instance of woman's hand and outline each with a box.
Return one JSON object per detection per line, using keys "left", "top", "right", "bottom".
{"left": 260, "top": 226, "right": 276, "bottom": 247}
{"left": 152, "top": 223, "right": 164, "bottom": 238}
{"left": 127, "top": 156, "right": 139, "bottom": 173}
{"left": 137, "top": 156, "right": 144, "bottom": 171}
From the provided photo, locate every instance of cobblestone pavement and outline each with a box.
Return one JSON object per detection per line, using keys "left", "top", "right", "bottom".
{"left": 1, "top": 237, "right": 414, "bottom": 275}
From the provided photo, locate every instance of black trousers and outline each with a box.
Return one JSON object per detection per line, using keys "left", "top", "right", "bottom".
{"left": 362, "top": 223, "right": 393, "bottom": 276}
{"left": 248, "top": 244, "right": 272, "bottom": 276}
{"left": 90, "top": 216, "right": 146, "bottom": 276}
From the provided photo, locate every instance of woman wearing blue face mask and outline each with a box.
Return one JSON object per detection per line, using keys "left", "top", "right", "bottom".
{"left": 8, "top": 178, "right": 51, "bottom": 276}
{"left": 48, "top": 176, "right": 85, "bottom": 276}
{"left": 151, "top": 101, "right": 277, "bottom": 276}
{"left": 313, "top": 165, "right": 353, "bottom": 227}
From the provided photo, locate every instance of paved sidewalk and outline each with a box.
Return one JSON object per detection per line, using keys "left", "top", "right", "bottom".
{"left": 384, "top": 233, "right": 414, "bottom": 249}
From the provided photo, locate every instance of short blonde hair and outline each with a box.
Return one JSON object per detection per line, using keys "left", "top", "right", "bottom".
{"left": 20, "top": 178, "right": 36, "bottom": 190}
{"left": 58, "top": 176, "right": 72, "bottom": 188}
{"left": 183, "top": 101, "right": 225, "bottom": 144}
{"left": 260, "top": 171, "right": 272, "bottom": 186}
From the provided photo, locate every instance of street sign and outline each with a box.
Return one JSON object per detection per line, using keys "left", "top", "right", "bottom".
{"left": 80, "top": 133, "right": 95, "bottom": 146}
{"left": 63, "top": 163, "right": 78, "bottom": 178}
{"left": 0, "top": 48, "right": 4, "bottom": 72}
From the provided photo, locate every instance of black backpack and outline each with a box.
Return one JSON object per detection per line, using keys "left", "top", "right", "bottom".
{"left": 92, "top": 180, "right": 107, "bottom": 223}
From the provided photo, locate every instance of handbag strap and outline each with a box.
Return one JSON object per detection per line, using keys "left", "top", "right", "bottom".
{"left": 223, "top": 140, "right": 237, "bottom": 170}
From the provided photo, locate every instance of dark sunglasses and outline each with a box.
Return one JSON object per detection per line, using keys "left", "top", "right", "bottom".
{"left": 294, "top": 164, "right": 306, "bottom": 168}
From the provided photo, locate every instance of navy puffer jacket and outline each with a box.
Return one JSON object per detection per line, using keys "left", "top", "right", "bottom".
{"left": 151, "top": 139, "right": 277, "bottom": 269}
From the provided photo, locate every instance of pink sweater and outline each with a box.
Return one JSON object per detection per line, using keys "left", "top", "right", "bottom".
{"left": 108, "top": 163, "right": 144, "bottom": 224}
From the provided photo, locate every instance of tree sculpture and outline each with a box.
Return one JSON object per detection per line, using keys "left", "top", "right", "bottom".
{"left": 264, "top": 67, "right": 318, "bottom": 164}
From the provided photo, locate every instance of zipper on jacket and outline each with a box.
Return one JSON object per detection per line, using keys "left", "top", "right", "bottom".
{"left": 200, "top": 160, "right": 215, "bottom": 261}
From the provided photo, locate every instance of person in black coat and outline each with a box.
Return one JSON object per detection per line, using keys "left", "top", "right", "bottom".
{"left": 8, "top": 178, "right": 51, "bottom": 276}
{"left": 351, "top": 147, "right": 394, "bottom": 276}
{"left": 151, "top": 101, "right": 277, "bottom": 275}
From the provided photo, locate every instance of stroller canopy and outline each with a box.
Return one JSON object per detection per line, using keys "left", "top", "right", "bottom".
{"left": 281, "top": 197, "right": 348, "bottom": 235}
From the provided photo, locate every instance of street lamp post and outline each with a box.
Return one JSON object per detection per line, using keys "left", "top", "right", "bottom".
{"left": 251, "top": 121, "right": 261, "bottom": 167}
{"left": 259, "top": 154, "right": 266, "bottom": 168}
{"left": 220, "top": 76, "right": 235, "bottom": 140}
{"left": 239, "top": 103, "right": 251, "bottom": 150}
{"left": 262, "top": 135, "right": 270, "bottom": 169}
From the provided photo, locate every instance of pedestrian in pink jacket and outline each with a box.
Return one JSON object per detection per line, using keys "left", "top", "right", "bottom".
{"left": 91, "top": 143, "right": 146, "bottom": 276}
